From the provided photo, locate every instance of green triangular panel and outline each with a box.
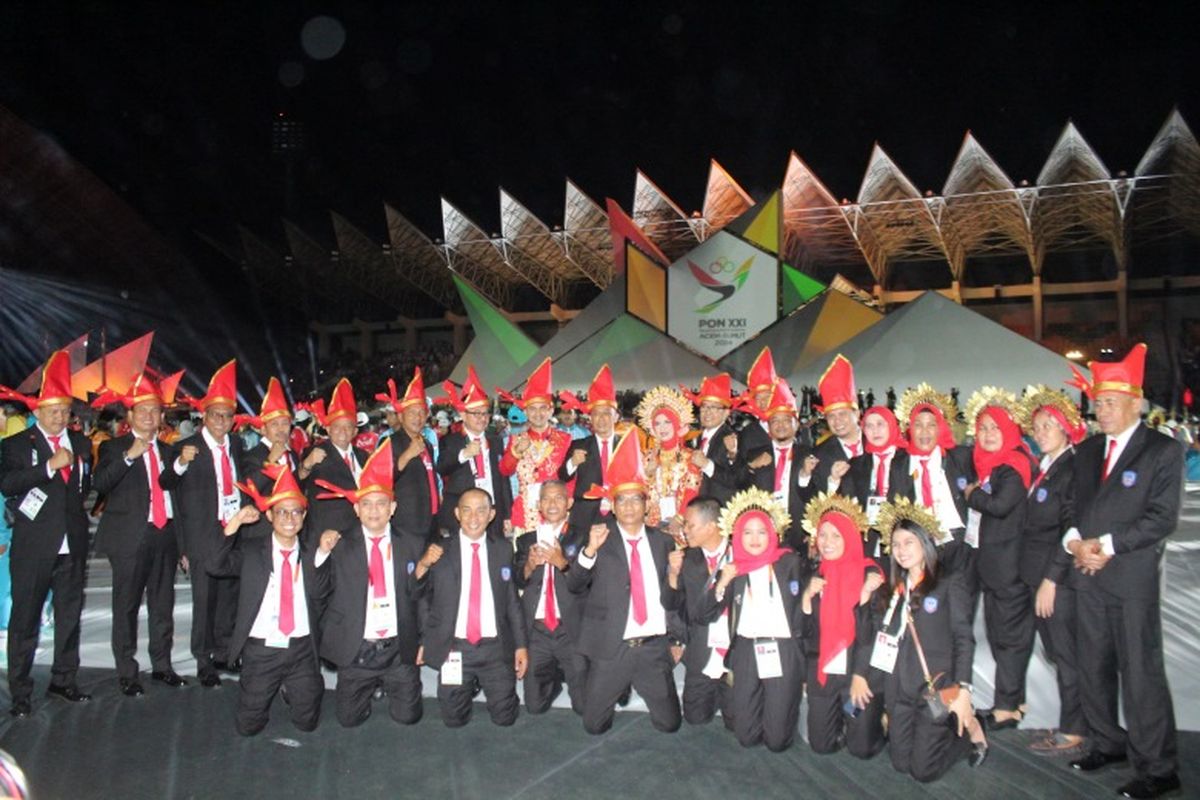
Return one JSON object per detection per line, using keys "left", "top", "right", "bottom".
{"left": 449, "top": 276, "right": 539, "bottom": 388}
{"left": 724, "top": 190, "right": 781, "bottom": 255}
{"left": 781, "top": 264, "right": 825, "bottom": 313}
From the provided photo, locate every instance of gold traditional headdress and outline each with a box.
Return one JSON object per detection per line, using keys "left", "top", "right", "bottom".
{"left": 874, "top": 496, "right": 945, "bottom": 554}
{"left": 895, "top": 383, "right": 957, "bottom": 431}
{"left": 963, "top": 385, "right": 1019, "bottom": 431}
{"left": 1015, "top": 384, "right": 1084, "bottom": 435}
{"left": 800, "top": 492, "right": 870, "bottom": 537}
{"left": 635, "top": 385, "right": 695, "bottom": 434}
{"left": 717, "top": 487, "right": 791, "bottom": 542}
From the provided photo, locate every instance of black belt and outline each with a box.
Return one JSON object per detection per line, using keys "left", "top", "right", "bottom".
{"left": 248, "top": 634, "right": 310, "bottom": 645}
{"left": 363, "top": 637, "right": 397, "bottom": 651}
{"left": 624, "top": 635, "right": 665, "bottom": 648}
{"left": 736, "top": 635, "right": 783, "bottom": 645}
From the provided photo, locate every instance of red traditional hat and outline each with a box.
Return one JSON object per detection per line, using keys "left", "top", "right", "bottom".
{"left": 682, "top": 373, "right": 733, "bottom": 408}
{"left": 746, "top": 347, "right": 777, "bottom": 394}
{"left": 183, "top": 359, "right": 238, "bottom": 411}
{"left": 817, "top": 354, "right": 858, "bottom": 413}
{"left": 754, "top": 378, "right": 798, "bottom": 420}
{"left": 315, "top": 439, "right": 395, "bottom": 503}
{"left": 91, "top": 372, "right": 164, "bottom": 409}
{"left": 1, "top": 350, "right": 74, "bottom": 410}
{"left": 438, "top": 364, "right": 490, "bottom": 412}
{"left": 324, "top": 378, "right": 358, "bottom": 424}
{"left": 560, "top": 364, "right": 617, "bottom": 414}
{"left": 584, "top": 429, "right": 646, "bottom": 500}
{"left": 498, "top": 357, "right": 554, "bottom": 409}
{"left": 376, "top": 368, "right": 427, "bottom": 414}
{"left": 238, "top": 463, "right": 308, "bottom": 512}
{"left": 1068, "top": 343, "right": 1147, "bottom": 399}
{"left": 257, "top": 377, "right": 292, "bottom": 424}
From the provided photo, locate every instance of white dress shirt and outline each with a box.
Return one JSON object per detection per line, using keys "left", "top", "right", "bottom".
{"left": 455, "top": 532, "right": 498, "bottom": 639}
{"left": 249, "top": 535, "right": 311, "bottom": 640}
{"left": 736, "top": 564, "right": 792, "bottom": 639}
{"left": 1062, "top": 420, "right": 1140, "bottom": 556}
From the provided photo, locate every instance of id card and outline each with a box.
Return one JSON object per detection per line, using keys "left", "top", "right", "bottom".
{"left": 659, "top": 496, "right": 677, "bottom": 521}
{"left": 754, "top": 641, "right": 783, "bottom": 679}
{"left": 441, "top": 651, "right": 463, "bottom": 686}
{"left": 366, "top": 596, "right": 394, "bottom": 634}
{"left": 220, "top": 494, "right": 241, "bottom": 525}
{"left": 870, "top": 631, "right": 900, "bottom": 673}
{"left": 707, "top": 617, "right": 730, "bottom": 650}
{"left": 19, "top": 487, "right": 48, "bottom": 521}
{"left": 265, "top": 629, "right": 291, "bottom": 649}
{"left": 866, "top": 496, "right": 884, "bottom": 526}
{"left": 965, "top": 509, "right": 981, "bottom": 549}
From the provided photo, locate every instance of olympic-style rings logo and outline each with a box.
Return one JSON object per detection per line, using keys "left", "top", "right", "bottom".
{"left": 708, "top": 257, "right": 738, "bottom": 275}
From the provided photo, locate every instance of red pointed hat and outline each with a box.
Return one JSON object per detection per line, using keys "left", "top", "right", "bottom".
{"left": 1, "top": 350, "right": 74, "bottom": 410}
{"left": 755, "top": 377, "right": 798, "bottom": 420}
{"left": 817, "top": 354, "right": 858, "bottom": 413}
{"left": 682, "top": 373, "right": 733, "bottom": 408}
{"left": 325, "top": 378, "right": 357, "bottom": 424}
{"left": 91, "top": 372, "right": 164, "bottom": 409}
{"left": 498, "top": 357, "right": 554, "bottom": 409}
{"left": 257, "top": 377, "right": 292, "bottom": 425}
{"left": 440, "top": 364, "right": 490, "bottom": 412}
{"left": 560, "top": 364, "right": 616, "bottom": 414}
{"left": 584, "top": 429, "right": 646, "bottom": 500}
{"left": 315, "top": 438, "right": 395, "bottom": 503}
{"left": 1068, "top": 343, "right": 1147, "bottom": 398}
{"left": 238, "top": 463, "right": 308, "bottom": 512}
{"left": 187, "top": 359, "right": 237, "bottom": 411}
{"left": 746, "top": 347, "right": 777, "bottom": 394}
{"left": 398, "top": 367, "right": 427, "bottom": 412}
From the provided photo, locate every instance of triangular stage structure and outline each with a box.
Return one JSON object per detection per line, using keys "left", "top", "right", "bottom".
{"left": 789, "top": 291, "right": 1086, "bottom": 400}
{"left": 71, "top": 332, "right": 155, "bottom": 400}
{"left": 719, "top": 289, "right": 882, "bottom": 379}
{"left": 446, "top": 276, "right": 539, "bottom": 391}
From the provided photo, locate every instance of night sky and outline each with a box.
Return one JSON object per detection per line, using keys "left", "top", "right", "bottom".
{"left": 1, "top": 2, "right": 1197, "bottom": 382}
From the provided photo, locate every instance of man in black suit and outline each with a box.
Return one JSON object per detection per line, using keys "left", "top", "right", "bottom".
{"left": 313, "top": 438, "right": 428, "bottom": 728}
{"left": 435, "top": 379, "right": 510, "bottom": 539}
{"left": 677, "top": 496, "right": 734, "bottom": 727}
{"left": 810, "top": 355, "right": 864, "bottom": 495}
{"left": 238, "top": 377, "right": 299, "bottom": 541}
{"left": 212, "top": 470, "right": 323, "bottom": 736}
{"left": 514, "top": 480, "right": 586, "bottom": 714}
{"left": 683, "top": 375, "right": 739, "bottom": 506}
{"left": 0, "top": 351, "right": 93, "bottom": 717}
{"left": 734, "top": 347, "right": 779, "bottom": 490}
{"left": 567, "top": 431, "right": 685, "bottom": 735}
{"left": 1063, "top": 345, "right": 1183, "bottom": 799}
{"left": 92, "top": 375, "right": 187, "bottom": 696}
{"left": 559, "top": 364, "right": 620, "bottom": 533}
{"left": 384, "top": 369, "right": 439, "bottom": 543}
{"left": 159, "top": 359, "right": 245, "bottom": 687}
{"left": 416, "top": 488, "right": 529, "bottom": 727}
{"left": 298, "top": 378, "right": 367, "bottom": 547}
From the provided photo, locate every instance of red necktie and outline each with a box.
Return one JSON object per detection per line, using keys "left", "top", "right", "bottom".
{"left": 49, "top": 435, "right": 70, "bottom": 483}
{"left": 1102, "top": 438, "right": 1118, "bottom": 481}
{"left": 467, "top": 542, "right": 482, "bottom": 644}
{"left": 847, "top": 441, "right": 860, "bottom": 458}
{"left": 774, "top": 447, "right": 789, "bottom": 493}
{"left": 919, "top": 457, "right": 933, "bottom": 509}
{"left": 700, "top": 434, "right": 710, "bottom": 453}
{"left": 599, "top": 438, "right": 609, "bottom": 473}
{"left": 472, "top": 438, "right": 486, "bottom": 479}
{"left": 344, "top": 451, "right": 353, "bottom": 472}
{"left": 279, "top": 549, "right": 295, "bottom": 636}
{"left": 627, "top": 537, "right": 648, "bottom": 625}
{"left": 704, "top": 553, "right": 728, "bottom": 656}
{"left": 422, "top": 448, "right": 439, "bottom": 515}
{"left": 219, "top": 443, "right": 234, "bottom": 497}
{"left": 543, "top": 530, "right": 560, "bottom": 631}
{"left": 147, "top": 444, "right": 168, "bottom": 529}
{"left": 368, "top": 536, "right": 388, "bottom": 637}
{"left": 874, "top": 453, "right": 888, "bottom": 497}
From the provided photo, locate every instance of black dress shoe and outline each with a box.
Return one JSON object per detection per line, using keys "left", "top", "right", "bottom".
{"left": 152, "top": 671, "right": 188, "bottom": 688}
{"left": 1072, "top": 750, "right": 1129, "bottom": 771}
{"left": 1118, "top": 774, "right": 1182, "bottom": 799}
{"left": 9, "top": 699, "right": 32, "bottom": 718}
{"left": 213, "top": 659, "right": 241, "bottom": 674}
{"left": 46, "top": 684, "right": 92, "bottom": 703}
{"left": 199, "top": 671, "right": 222, "bottom": 688}
{"left": 967, "top": 712, "right": 989, "bottom": 767}
{"left": 982, "top": 710, "right": 1021, "bottom": 730}
{"left": 119, "top": 679, "right": 145, "bottom": 697}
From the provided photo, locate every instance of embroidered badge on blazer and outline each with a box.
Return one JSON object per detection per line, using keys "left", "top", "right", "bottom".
{"left": 1121, "top": 470, "right": 1137, "bottom": 488}
{"left": 789, "top": 580, "right": 800, "bottom": 596}
{"left": 500, "top": 565, "right": 512, "bottom": 581}
{"left": 565, "top": 545, "right": 577, "bottom": 558}
{"left": 1036, "top": 487, "right": 1048, "bottom": 503}
{"left": 406, "top": 561, "right": 415, "bottom": 574}
{"left": 923, "top": 596, "right": 939, "bottom": 614}
{"left": 956, "top": 477, "right": 968, "bottom": 491}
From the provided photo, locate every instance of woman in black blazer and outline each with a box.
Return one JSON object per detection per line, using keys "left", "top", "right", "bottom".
{"left": 836, "top": 406, "right": 908, "bottom": 571}
{"left": 873, "top": 499, "right": 987, "bottom": 782}
{"left": 962, "top": 389, "right": 1036, "bottom": 730}
{"left": 1017, "top": 386, "right": 1088, "bottom": 754}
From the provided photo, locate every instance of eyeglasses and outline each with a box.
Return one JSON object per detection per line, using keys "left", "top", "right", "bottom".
{"left": 272, "top": 507, "right": 307, "bottom": 519}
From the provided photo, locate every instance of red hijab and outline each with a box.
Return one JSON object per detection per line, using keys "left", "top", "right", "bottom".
{"left": 816, "top": 512, "right": 875, "bottom": 686}
{"left": 863, "top": 406, "right": 905, "bottom": 455}
{"left": 650, "top": 406, "right": 683, "bottom": 450}
{"left": 906, "top": 403, "right": 956, "bottom": 456}
{"left": 1034, "top": 405, "right": 1087, "bottom": 445}
{"left": 972, "top": 406, "right": 1033, "bottom": 489}
{"left": 730, "top": 510, "right": 789, "bottom": 575}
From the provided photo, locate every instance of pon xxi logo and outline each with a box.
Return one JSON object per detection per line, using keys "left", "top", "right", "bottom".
{"left": 688, "top": 254, "right": 754, "bottom": 313}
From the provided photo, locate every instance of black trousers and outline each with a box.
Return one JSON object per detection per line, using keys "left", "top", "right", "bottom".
{"left": 805, "top": 668, "right": 886, "bottom": 759}
{"left": 335, "top": 637, "right": 423, "bottom": 727}
{"left": 524, "top": 622, "right": 585, "bottom": 715}
{"left": 237, "top": 636, "right": 323, "bottom": 736}
{"left": 886, "top": 688, "right": 972, "bottom": 783}
{"left": 728, "top": 636, "right": 803, "bottom": 752}
{"left": 983, "top": 579, "right": 1034, "bottom": 711}
{"left": 682, "top": 655, "right": 733, "bottom": 728}
{"left": 436, "top": 637, "right": 519, "bottom": 727}
{"left": 581, "top": 636, "right": 681, "bottom": 735}
{"left": 1032, "top": 581, "right": 1085, "bottom": 735}
{"left": 7, "top": 552, "right": 85, "bottom": 702}
{"left": 192, "top": 553, "right": 238, "bottom": 672}
{"left": 109, "top": 526, "right": 178, "bottom": 680}
{"left": 1076, "top": 586, "right": 1178, "bottom": 779}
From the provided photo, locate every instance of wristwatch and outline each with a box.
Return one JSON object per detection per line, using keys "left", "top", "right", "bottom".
{"left": 958, "top": 682, "right": 975, "bottom": 693}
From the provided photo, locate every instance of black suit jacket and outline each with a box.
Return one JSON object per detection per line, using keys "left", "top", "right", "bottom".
{"left": 800, "top": 573, "right": 882, "bottom": 687}
{"left": 387, "top": 429, "right": 438, "bottom": 542}
{"left": 966, "top": 463, "right": 1029, "bottom": 592}
{"left": 436, "top": 430, "right": 511, "bottom": 535}
{"left": 1020, "top": 450, "right": 1074, "bottom": 589}
{"left": 698, "top": 551, "right": 810, "bottom": 652}
{"left": 210, "top": 532, "right": 322, "bottom": 662}
{"left": 692, "top": 422, "right": 738, "bottom": 505}
{"left": 883, "top": 573, "right": 974, "bottom": 697}
{"left": 679, "top": 545, "right": 730, "bottom": 671}
{"left": 737, "top": 439, "right": 817, "bottom": 552}
{"left": 416, "top": 533, "right": 527, "bottom": 668}
{"left": 566, "top": 519, "right": 683, "bottom": 660}
{"left": 559, "top": 433, "right": 610, "bottom": 531}
{"left": 158, "top": 431, "right": 245, "bottom": 562}
{"left": 313, "top": 524, "right": 425, "bottom": 666}
{"left": 735, "top": 418, "right": 772, "bottom": 491}
{"left": 93, "top": 434, "right": 179, "bottom": 558}
{"left": 811, "top": 433, "right": 864, "bottom": 494}
{"left": 302, "top": 440, "right": 367, "bottom": 546}
{"left": 1071, "top": 425, "right": 1184, "bottom": 601}
{"left": 894, "top": 445, "right": 973, "bottom": 537}
{"left": 513, "top": 523, "right": 586, "bottom": 640}
{"left": 0, "top": 426, "right": 92, "bottom": 560}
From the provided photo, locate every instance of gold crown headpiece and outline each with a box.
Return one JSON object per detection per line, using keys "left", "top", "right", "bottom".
{"left": 1014, "top": 384, "right": 1084, "bottom": 435}
{"left": 963, "top": 385, "right": 1019, "bottom": 431}
{"left": 717, "top": 487, "right": 791, "bottom": 542}
{"left": 800, "top": 492, "right": 870, "bottom": 537}
{"left": 895, "top": 383, "right": 958, "bottom": 431}
{"left": 635, "top": 385, "right": 695, "bottom": 435}
{"left": 873, "top": 496, "right": 946, "bottom": 554}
